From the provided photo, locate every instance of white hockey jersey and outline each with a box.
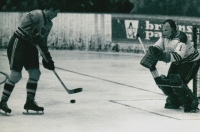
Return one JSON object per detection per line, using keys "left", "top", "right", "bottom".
{"left": 154, "top": 31, "right": 200, "bottom": 64}
{"left": 14, "top": 10, "right": 52, "bottom": 52}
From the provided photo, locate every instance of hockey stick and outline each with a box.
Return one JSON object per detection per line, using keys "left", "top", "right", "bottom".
{"left": 36, "top": 45, "right": 83, "bottom": 94}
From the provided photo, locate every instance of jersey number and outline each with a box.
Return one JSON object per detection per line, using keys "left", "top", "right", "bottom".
{"left": 179, "top": 46, "right": 182, "bottom": 51}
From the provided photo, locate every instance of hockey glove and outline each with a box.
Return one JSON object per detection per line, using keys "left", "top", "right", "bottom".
{"left": 140, "top": 50, "right": 158, "bottom": 69}
{"left": 148, "top": 46, "right": 171, "bottom": 63}
{"left": 42, "top": 52, "right": 55, "bottom": 70}
{"left": 159, "top": 51, "right": 171, "bottom": 63}
{"left": 148, "top": 46, "right": 163, "bottom": 59}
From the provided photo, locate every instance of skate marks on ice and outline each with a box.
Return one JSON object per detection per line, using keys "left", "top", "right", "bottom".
{"left": 110, "top": 99, "right": 200, "bottom": 120}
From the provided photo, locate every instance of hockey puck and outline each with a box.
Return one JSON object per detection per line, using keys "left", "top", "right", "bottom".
{"left": 70, "top": 100, "right": 76, "bottom": 103}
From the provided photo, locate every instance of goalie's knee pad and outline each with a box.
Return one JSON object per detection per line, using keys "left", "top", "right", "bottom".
{"left": 8, "top": 70, "right": 22, "bottom": 84}
{"left": 160, "top": 86, "right": 174, "bottom": 96}
{"left": 140, "top": 51, "right": 158, "bottom": 70}
{"left": 28, "top": 69, "right": 41, "bottom": 82}
{"left": 155, "top": 74, "right": 174, "bottom": 95}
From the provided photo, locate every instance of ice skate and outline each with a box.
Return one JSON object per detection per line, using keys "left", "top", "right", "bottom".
{"left": 183, "top": 99, "right": 199, "bottom": 113}
{"left": 23, "top": 99, "right": 44, "bottom": 115}
{"left": 0, "top": 100, "right": 11, "bottom": 114}
{"left": 164, "top": 95, "right": 181, "bottom": 109}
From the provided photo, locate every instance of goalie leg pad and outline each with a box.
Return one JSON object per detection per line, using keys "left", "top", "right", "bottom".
{"left": 156, "top": 75, "right": 174, "bottom": 96}
{"left": 169, "top": 74, "right": 199, "bottom": 112}
{"left": 165, "top": 94, "right": 181, "bottom": 109}
{"left": 140, "top": 51, "right": 158, "bottom": 70}
{"left": 169, "top": 74, "right": 195, "bottom": 98}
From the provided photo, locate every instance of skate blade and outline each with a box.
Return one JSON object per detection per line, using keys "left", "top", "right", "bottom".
{"left": 23, "top": 110, "right": 44, "bottom": 115}
{"left": 0, "top": 110, "right": 11, "bottom": 116}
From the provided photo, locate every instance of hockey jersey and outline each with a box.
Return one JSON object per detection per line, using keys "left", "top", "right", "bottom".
{"left": 154, "top": 31, "right": 200, "bottom": 64}
{"left": 14, "top": 10, "right": 52, "bottom": 52}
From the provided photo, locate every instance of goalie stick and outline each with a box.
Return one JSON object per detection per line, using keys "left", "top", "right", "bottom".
{"left": 136, "top": 34, "right": 182, "bottom": 88}
{"left": 36, "top": 45, "right": 83, "bottom": 94}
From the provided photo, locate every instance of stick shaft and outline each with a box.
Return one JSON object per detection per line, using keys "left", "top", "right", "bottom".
{"left": 138, "top": 37, "right": 146, "bottom": 54}
{"left": 52, "top": 70, "right": 71, "bottom": 93}
{"left": 36, "top": 45, "right": 71, "bottom": 94}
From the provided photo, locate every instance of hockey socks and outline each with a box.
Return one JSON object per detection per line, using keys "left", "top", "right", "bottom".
{"left": 1, "top": 83, "right": 14, "bottom": 101}
{"left": 0, "top": 83, "right": 14, "bottom": 113}
{"left": 24, "top": 83, "right": 44, "bottom": 114}
{"left": 26, "top": 83, "right": 37, "bottom": 100}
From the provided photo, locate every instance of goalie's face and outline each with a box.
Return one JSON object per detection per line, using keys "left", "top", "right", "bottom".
{"left": 162, "top": 23, "right": 173, "bottom": 39}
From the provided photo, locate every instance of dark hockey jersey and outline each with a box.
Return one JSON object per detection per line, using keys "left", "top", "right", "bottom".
{"left": 154, "top": 31, "right": 200, "bottom": 64}
{"left": 15, "top": 10, "right": 52, "bottom": 52}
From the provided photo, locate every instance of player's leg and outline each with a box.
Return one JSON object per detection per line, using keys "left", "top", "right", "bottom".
{"left": 170, "top": 75, "right": 199, "bottom": 112}
{"left": 24, "top": 69, "right": 44, "bottom": 112}
{"left": 140, "top": 51, "right": 181, "bottom": 109}
{"left": 23, "top": 44, "right": 44, "bottom": 113}
{"left": 160, "top": 64, "right": 182, "bottom": 109}
{"left": 171, "top": 60, "right": 200, "bottom": 112}
{"left": 158, "top": 74, "right": 181, "bottom": 109}
{"left": 0, "top": 35, "right": 23, "bottom": 114}
{"left": 0, "top": 70, "right": 22, "bottom": 113}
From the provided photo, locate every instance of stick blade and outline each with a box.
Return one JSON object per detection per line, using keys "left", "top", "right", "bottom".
{"left": 69, "top": 88, "right": 83, "bottom": 94}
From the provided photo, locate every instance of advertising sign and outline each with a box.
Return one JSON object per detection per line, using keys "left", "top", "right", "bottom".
{"left": 112, "top": 14, "right": 194, "bottom": 44}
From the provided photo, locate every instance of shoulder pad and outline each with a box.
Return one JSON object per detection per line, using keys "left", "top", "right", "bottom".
{"left": 176, "top": 31, "right": 187, "bottom": 43}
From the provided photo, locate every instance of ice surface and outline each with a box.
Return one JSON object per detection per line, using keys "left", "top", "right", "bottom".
{"left": 0, "top": 49, "right": 199, "bottom": 132}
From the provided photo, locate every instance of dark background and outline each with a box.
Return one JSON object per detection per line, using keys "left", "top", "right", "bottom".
{"left": 1, "top": 0, "right": 200, "bottom": 17}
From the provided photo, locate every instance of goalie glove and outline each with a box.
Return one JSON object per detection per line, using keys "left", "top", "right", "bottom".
{"left": 140, "top": 50, "right": 158, "bottom": 70}
{"left": 42, "top": 52, "right": 55, "bottom": 70}
{"left": 148, "top": 46, "right": 171, "bottom": 63}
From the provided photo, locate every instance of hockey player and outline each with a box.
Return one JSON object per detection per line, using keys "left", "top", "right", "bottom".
{"left": 147, "top": 19, "right": 200, "bottom": 112}
{"left": 0, "top": 2, "right": 60, "bottom": 114}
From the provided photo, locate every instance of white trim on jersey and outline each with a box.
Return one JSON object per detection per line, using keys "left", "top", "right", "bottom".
{"left": 10, "top": 38, "right": 18, "bottom": 68}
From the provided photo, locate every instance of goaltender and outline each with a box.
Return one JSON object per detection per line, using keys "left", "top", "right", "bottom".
{"left": 144, "top": 19, "right": 200, "bottom": 113}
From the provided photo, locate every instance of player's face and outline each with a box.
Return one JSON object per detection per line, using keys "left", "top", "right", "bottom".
{"left": 162, "top": 23, "right": 172, "bottom": 39}
{"left": 48, "top": 8, "right": 60, "bottom": 20}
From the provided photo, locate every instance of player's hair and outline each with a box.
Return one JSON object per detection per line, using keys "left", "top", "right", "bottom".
{"left": 44, "top": 1, "right": 60, "bottom": 11}
{"left": 163, "top": 19, "right": 177, "bottom": 31}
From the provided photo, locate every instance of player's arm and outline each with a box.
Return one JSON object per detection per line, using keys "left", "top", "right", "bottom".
{"left": 148, "top": 37, "right": 171, "bottom": 63}
{"left": 170, "top": 37, "right": 188, "bottom": 62}
{"left": 148, "top": 46, "right": 171, "bottom": 63}
{"left": 153, "top": 37, "right": 165, "bottom": 50}
{"left": 149, "top": 34, "right": 188, "bottom": 63}
{"left": 140, "top": 37, "right": 171, "bottom": 69}
{"left": 40, "top": 26, "right": 55, "bottom": 70}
